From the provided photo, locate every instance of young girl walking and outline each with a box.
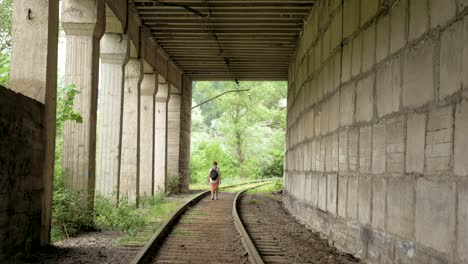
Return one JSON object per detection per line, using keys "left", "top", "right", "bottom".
{"left": 208, "top": 161, "right": 221, "bottom": 200}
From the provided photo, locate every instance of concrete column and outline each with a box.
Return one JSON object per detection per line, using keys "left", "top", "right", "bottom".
{"left": 96, "top": 33, "right": 127, "bottom": 201}
{"left": 179, "top": 78, "right": 192, "bottom": 191}
{"left": 61, "top": 0, "right": 104, "bottom": 209}
{"left": 10, "top": 0, "right": 59, "bottom": 246}
{"left": 167, "top": 87, "right": 182, "bottom": 181}
{"left": 154, "top": 81, "right": 169, "bottom": 192}
{"left": 119, "top": 58, "right": 143, "bottom": 203}
{"left": 139, "top": 73, "right": 157, "bottom": 196}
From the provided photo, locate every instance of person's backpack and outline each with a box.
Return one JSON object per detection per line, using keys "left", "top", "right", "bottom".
{"left": 210, "top": 168, "right": 219, "bottom": 181}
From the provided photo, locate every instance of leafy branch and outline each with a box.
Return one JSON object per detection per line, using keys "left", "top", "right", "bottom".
{"left": 0, "top": 55, "right": 10, "bottom": 86}
{"left": 56, "top": 84, "right": 83, "bottom": 135}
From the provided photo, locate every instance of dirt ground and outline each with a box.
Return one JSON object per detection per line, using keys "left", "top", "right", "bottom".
{"left": 241, "top": 193, "right": 360, "bottom": 264}
{"left": 13, "top": 231, "right": 141, "bottom": 264}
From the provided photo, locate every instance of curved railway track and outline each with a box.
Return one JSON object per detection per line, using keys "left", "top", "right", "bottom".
{"left": 130, "top": 180, "right": 277, "bottom": 264}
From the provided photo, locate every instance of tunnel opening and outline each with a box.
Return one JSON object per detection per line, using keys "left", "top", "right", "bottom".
{"left": 189, "top": 81, "right": 287, "bottom": 190}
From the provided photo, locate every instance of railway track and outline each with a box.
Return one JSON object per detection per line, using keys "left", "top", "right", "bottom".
{"left": 235, "top": 186, "right": 289, "bottom": 264}
{"left": 131, "top": 180, "right": 277, "bottom": 264}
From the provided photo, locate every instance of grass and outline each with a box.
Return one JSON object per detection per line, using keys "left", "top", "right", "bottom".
{"left": 103, "top": 193, "right": 196, "bottom": 246}
{"left": 246, "top": 179, "right": 283, "bottom": 195}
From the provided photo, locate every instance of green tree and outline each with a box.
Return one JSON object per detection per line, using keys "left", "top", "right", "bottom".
{"left": 190, "top": 81, "right": 287, "bottom": 182}
{"left": 0, "top": 0, "right": 12, "bottom": 87}
{"left": 0, "top": 0, "right": 12, "bottom": 53}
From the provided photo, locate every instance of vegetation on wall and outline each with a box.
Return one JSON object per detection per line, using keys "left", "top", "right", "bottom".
{"left": 190, "top": 81, "right": 287, "bottom": 183}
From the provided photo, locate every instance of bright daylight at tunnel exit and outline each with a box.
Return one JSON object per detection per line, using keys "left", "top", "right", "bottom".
{"left": 1, "top": 0, "right": 468, "bottom": 263}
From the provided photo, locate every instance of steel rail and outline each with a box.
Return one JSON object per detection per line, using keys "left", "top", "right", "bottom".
{"left": 131, "top": 179, "right": 276, "bottom": 264}
{"left": 232, "top": 181, "right": 274, "bottom": 264}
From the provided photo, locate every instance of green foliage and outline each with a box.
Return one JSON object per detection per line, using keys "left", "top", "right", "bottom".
{"left": 0, "top": 54, "right": 9, "bottom": 86}
{"left": 51, "top": 187, "right": 94, "bottom": 240}
{"left": 190, "top": 140, "right": 237, "bottom": 184}
{"left": 51, "top": 82, "right": 86, "bottom": 240}
{"left": 273, "top": 179, "right": 284, "bottom": 191}
{"left": 56, "top": 83, "right": 83, "bottom": 133}
{"left": 246, "top": 180, "right": 284, "bottom": 195}
{"left": 54, "top": 83, "right": 82, "bottom": 188}
{"left": 260, "top": 151, "right": 284, "bottom": 179}
{"left": 191, "top": 81, "right": 287, "bottom": 182}
{"left": 94, "top": 196, "right": 145, "bottom": 236}
{"left": 0, "top": 0, "right": 12, "bottom": 53}
{"left": 192, "top": 81, "right": 229, "bottom": 126}
{"left": 0, "top": 0, "right": 12, "bottom": 87}
{"left": 94, "top": 193, "right": 184, "bottom": 245}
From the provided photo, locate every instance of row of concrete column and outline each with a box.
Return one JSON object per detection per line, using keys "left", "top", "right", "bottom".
{"left": 64, "top": 33, "right": 183, "bottom": 205}
{"left": 59, "top": 3, "right": 186, "bottom": 207}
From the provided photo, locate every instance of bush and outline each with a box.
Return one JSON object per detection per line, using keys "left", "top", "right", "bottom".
{"left": 190, "top": 141, "right": 238, "bottom": 184}
{"left": 51, "top": 83, "right": 89, "bottom": 241}
{"left": 273, "top": 179, "right": 283, "bottom": 191}
{"left": 51, "top": 187, "right": 94, "bottom": 240}
{"left": 260, "top": 152, "right": 284, "bottom": 178}
{"left": 94, "top": 196, "right": 145, "bottom": 236}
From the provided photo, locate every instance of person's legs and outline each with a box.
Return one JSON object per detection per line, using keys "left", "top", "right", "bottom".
{"left": 215, "top": 185, "right": 219, "bottom": 200}
{"left": 210, "top": 183, "right": 214, "bottom": 200}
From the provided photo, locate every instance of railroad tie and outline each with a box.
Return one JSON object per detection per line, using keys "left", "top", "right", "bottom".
{"left": 153, "top": 193, "right": 246, "bottom": 264}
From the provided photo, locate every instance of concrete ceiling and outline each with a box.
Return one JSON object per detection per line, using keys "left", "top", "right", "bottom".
{"left": 134, "top": 0, "right": 315, "bottom": 81}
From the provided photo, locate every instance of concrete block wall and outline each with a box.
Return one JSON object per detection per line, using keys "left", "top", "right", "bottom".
{"left": 285, "top": 1, "right": 468, "bottom": 263}
{"left": 0, "top": 86, "right": 44, "bottom": 261}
